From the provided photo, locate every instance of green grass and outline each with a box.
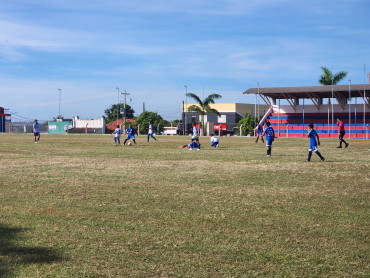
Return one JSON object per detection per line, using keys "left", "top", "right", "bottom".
{"left": 0, "top": 133, "right": 369, "bottom": 277}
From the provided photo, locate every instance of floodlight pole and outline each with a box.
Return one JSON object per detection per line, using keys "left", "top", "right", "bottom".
{"left": 184, "top": 85, "right": 187, "bottom": 136}
{"left": 257, "top": 82, "right": 260, "bottom": 122}
{"left": 58, "top": 89, "right": 61, "bottom": 134}
{"left": 348, "top": 79, "right": 351, "bottom": 138}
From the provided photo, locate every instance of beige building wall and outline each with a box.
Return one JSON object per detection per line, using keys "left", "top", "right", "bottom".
{"left": 184, "top": 103, "right": 270, "bottom": 118}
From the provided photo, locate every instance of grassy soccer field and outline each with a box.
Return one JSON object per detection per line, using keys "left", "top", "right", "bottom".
{"left": 0, "top": 133, "right": 369, "bottom": 277}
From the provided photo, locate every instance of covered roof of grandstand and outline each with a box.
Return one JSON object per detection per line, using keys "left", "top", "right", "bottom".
{"left": 243, "top": 84, "right": 370, "bottom": 99}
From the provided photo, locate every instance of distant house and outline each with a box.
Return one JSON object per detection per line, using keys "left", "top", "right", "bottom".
{"left": 105, "top": 118, "right": 135, "bottom": 133}
{"left": 182, "top": 103, "right": 269, "bottom": 135}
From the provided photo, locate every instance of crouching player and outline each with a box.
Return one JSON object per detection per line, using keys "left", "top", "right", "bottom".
{"left": 306, "top": 123, "right": 325, "bottom": 162}
{"left": 210, "top": 134, "right": 219, "bottom": 148}
{"left": 262, "top": 121, "right": 274, "bottom": 157}
{"left": 112, "top": 125, "right": 123, "bottom": 145}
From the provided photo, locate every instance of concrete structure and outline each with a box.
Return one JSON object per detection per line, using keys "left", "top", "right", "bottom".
{"left": 182, "top": 103, "right": 269, "bottom": 135}
{"left": 0, "top": 107, "right": 11, "bottom": 133}
{"left": 67, "top": 116, "right": 106, "bottom": 134}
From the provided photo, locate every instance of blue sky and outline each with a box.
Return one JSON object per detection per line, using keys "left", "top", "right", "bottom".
{"left": 1, "top": 0, "right": 369, "bottom": 122}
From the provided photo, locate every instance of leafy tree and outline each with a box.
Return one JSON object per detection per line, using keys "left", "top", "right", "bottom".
{"left": 135, "top": 111, "right": 164, "bottom": 134}
{"left": 186, "top": 92, "right": 222, "bottom": 135}
{"left": 104, "top": 104, "right": 135, "bottom": 123}
{"left": 237, "top": 113, "right": 257, "bottom": 136}
{"left": 53, "top": 115, "right": 64, "bottom": 121}
{"left": 319, "top": 67, "right": 347, "bottom": 85}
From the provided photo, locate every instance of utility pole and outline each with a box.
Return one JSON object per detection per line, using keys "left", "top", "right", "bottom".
{"left": 116, "top": 87, "right": 119, "bottom": 126}
{"left": 121, "top": 90, "right": 131, "bottom": 127}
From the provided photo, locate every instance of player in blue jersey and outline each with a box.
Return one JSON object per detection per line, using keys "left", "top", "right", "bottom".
{"left": 123, "top": 124, "right": 136, "bottom": 145}
{"left": 33, "top": 119, "right": 40, "bottom": 143}
{"left": 306, "top": 123, "right": 325, "bottom": 162}
{"left": 180, "top": 140, "right": 200, "bottom": 149}
{"left": 255, "top": 122, "right": 264, "bottom": 143}
{"left": 262, "top": 121, "right": 274, "bottom": 156}
{"left": 190, "top": 123, "right": 200, "bottom": 150}
{"left": 210, "top": 134, "right": 219, "bottom": 148}
{"left": 147, "top": 122, "right": 158, "bottom": 142}
{"left": 112, "top": 125, "right": 123, "bottom": 145}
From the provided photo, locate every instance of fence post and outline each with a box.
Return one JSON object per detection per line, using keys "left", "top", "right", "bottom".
{"left": 286, "top": 124, "right": 289, "bottom": 138}
{"left": 367, "top": 124, "right": 369, "bottom": 139}
{"left": 240, "top": 124, "right": 243, "bottom": 136}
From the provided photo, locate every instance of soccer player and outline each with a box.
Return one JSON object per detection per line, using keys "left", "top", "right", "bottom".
{"left": 262, "top": 121, "right": 274, "bottom": 157}
{"left": 255, "top": 122, "right": 264, "bottom": 143}
{"left": 210, "top": 134, "right": 219, "bottom": 148}
{"left": 306, "top": 123, "right": 325, "bottom": 162}
{"left": 147, "top": 121, "right": 158, "bottom": 142}
{"left": 336, "top": 117, "right": 349, "bottom": 148}
{"left": 112, "top": 125, "right": 123, "bottom": 145}
{"left": 123, "top": 124, "right": 136, "bottom": 145}
{"left": 33, "top": 119, "right": 40, "bottom": 143}
{"left": 191, "top": 123, "right": 200, "bottom": 151}
{"left": 180, "top": 140, "right": 200, "bottom": 150}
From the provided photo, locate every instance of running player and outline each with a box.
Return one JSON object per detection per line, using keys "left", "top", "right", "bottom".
{"left": 147, "top": 121, "right": 158, "bottom": 142}
{"left": 112, "top": 125, "right": 123, "bottom": 145}
{"left": 33, "top": 119, "right": 40, "bottom": 143}
{"left": 306, "top": 123, "right": 325, "bottom": 162}
{"left": 123, "top": 124, "right": 136, "bottom": 145}
{"left": 262, "top": 121, "right": 274, "bottom": 156}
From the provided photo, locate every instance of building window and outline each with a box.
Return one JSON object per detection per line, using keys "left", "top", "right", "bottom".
{"left": 218, "top": 115, "right": 226, "bottom": 123}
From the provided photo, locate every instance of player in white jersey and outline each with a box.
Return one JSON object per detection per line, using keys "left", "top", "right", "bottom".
{"left": 112, "top": 125, "right": 123, "bottom": 145}
{"left": 33, "top": 119, "right": 40, "bottom": 143}
{"left": 147, "top": 122, "right": 158, "bottom": 142}
{"left": 210, "top": 134, "right": 219, "bottom": 148}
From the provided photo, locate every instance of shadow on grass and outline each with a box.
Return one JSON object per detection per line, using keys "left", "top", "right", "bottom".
{"left": 0, "top": 223, "right": 65, "bottom": 277}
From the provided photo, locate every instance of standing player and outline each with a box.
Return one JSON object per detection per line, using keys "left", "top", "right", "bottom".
{"left": 123, "top": 124, "right": 137, "bottom": 145}
{"left": 191, "top": 123, "right": 200, "bottom": 151}
{"left": 210, "top": 134, "right": 219, "bottom": 148}
{"left": 147, "top": 121, "right": 158, "bottom": 142}
{"left": 306, "top": 123, "right": 325, "bottom": 162}
{"left": 336, "top": 117, "right": 349, "bottom": 148}
{"left": 33, "top": 119, "right": 40, "bottom": 143}
{"left": 262, "top": 121, "right": 274, "bottom": 156}
{"left": 112, "top": 125, "right": 123, "bottom": 145}
{"left": 255, "top": 122, "right": 264, "bottom": 143}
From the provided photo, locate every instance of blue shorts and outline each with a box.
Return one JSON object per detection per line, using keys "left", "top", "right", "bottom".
{"left": 309, "top": 144, "right": 318, "bottom": 152}
{"left": 191, "top": 137, "right": 199, "bottom": 142}
{"left": 258, "top": 132, "right": 262, "bottom": 136}
{"left": 126, "top": 134, "right": 135, "bottom": 140}
{"left": 211, "top": 142, "right": 219, "bottom": 147}
{"left": 34, "top": 132, "right": 40, "bottom": 136}
{"left": 266, "top": 137, "right": 273, "bottom": 147}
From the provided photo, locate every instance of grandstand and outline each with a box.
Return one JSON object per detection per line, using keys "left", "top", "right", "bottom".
{"left": 244, "top": 85, "right": 370, "bottom": 138}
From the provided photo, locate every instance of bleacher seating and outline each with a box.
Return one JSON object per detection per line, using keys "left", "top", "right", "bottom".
{"left": 266, "top": 112, "right": 370, "bottom": 138}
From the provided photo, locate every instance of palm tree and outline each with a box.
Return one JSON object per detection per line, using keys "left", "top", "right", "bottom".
{"left": 319, "top": 67, "right": 347, "bottom": 85}
{"left": 186, "top": 92, "right": 222, "bottom": 135}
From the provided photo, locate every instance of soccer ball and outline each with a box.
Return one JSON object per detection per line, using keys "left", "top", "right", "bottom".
{"left": 128, "top": 142, "right": 132, "bottom": 146}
